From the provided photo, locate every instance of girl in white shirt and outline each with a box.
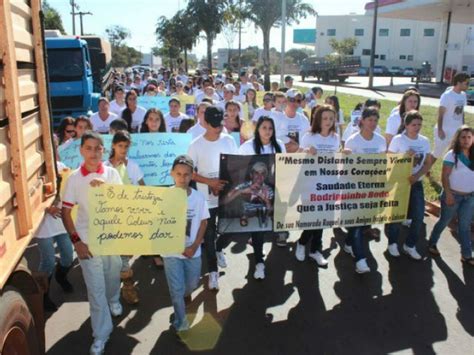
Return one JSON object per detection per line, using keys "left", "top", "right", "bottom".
{"left": 121, "top": 89, "right": 146, "bottom": 132}
{"left": 140, "top": 108, "right": 167, "bottom": 133}
{"left": 296, "top": 105, "right": 340, "bottom": 267}
{"left": 237, "top": 116, "right": 285, "bottom": 280}
{"left": 105, "top": 131, "right": 145, "bottom": 305}
{"left": 428, "top": 125, "right": 474, "bottom": 266}
{"left": 245, "top": 88, "right": 259, "bottom": 121}
{"left": 386, "top": 110, "right": 432, "bottom": 261}
{"left": 385, "top": 90, "right": 420, "bottom": 146}
{"left": 325, "top": 95, "right": 345, "bottom": 136}
{"left": 109, "top": 86, "right": 126, "bottom": 116}
{"left": 344, "top": 107, "right": 387, "bottom": 274}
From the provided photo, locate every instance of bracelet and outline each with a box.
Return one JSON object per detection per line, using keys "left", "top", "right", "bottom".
{"left": 70, "top": 232, "right": 81, "bottom": 244}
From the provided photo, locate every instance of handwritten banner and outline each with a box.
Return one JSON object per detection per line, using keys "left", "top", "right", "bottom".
{"left": 274, "top": 153, "right": 412, "bottom": 231}
{"left": 88, "top": 184, "right": 187, "bottom": 255}
{"left": 137, "top": 96, "right": 170, "bottom": 113}
{"left": 58, "top": 133, "right": 192, "bottom": 185}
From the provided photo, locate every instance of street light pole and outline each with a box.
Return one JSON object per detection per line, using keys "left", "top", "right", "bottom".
{"left": 368, "top": 0, "right": 378, "bottom": 89}
{"left": 280, "top": 0, "right": 287, "bottom": 87}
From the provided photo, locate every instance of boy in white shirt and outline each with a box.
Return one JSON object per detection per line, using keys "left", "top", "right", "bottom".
{"left": 164, "top": 98, "right": 189, "bottom": 133}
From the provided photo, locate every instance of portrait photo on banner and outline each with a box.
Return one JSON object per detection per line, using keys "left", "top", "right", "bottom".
{"left": 218, "top": 154, "right": 276, "bottom": 234}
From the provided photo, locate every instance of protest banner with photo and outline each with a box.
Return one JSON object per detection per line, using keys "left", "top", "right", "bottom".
{"left": 218, "top": 154, "right": 276, "bottom": 234}
{"left": 274, "top": 153, "right": 412, "bottom": 232}
{"left": 58, "top": 133, "right": 192, "bottom": 185}
{"left": 176, "top": 95, "right": 196, "bottom": 114}
{"left": 137, "top": 96, "right": 170, "bottom": 113}
{"left": 88, "top": 184, "right": 187, "bottom": 255}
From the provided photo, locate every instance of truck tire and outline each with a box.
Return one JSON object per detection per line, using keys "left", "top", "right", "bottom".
{"left": 301, "top": 74, "right": 305, "bottom": 82}
{"left": 322, "top": 72, "right": 330, "bottom": 82}
{"left": 0, "top": 287, "right": 40, "bottom": 355}
{"left": 338, "top": 77, "right": 346, "bottom": 83}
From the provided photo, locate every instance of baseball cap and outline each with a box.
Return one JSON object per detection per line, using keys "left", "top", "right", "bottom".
{"left": 223, "top": 84, "right": 236, "bottom": 93}
{"left": 286, "top": 88, "right": 303, "bottom": 99}
{"left": 284, "top": 75, "right": 294, "bottom": 82}
{"left": 172, "top": 155, "right": 194, "bottom": 170}
{"left": 204, "top": 106, "right": 224, "bottom": 127}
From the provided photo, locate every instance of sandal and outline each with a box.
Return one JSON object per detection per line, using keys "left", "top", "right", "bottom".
{"left": 428, "top": 245, "right": 441, "bottom": 256}
{"left": 461, "top": 257, "right": 474, "bottom": 266}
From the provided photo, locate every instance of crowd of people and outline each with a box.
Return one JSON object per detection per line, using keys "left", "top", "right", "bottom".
{"left": 39, "top": 67, "right": 473, "bottom": 354}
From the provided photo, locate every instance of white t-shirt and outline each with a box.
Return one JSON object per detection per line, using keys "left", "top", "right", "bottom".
{"left": 104, "top": 159, "right": 144, "bottom": 185}
{"left": 196, "top": 91, "right": 220, "bottom": 103}
{"left": 109, "top": 100, "right": 126, "bottom": 116}
{"left": 63, "top": 164, "right": 122, "bottom": 243}
{"left": 386, "top": 110, "right": 402, "bottom": 136}
{"left": 90, "top": 112, "right": 118, "bottom": 134}
{"left": 238, "top": 138, "right": 286, "bottom": 155}
{"left": 187, "top": 122, "right": 206, "bottom": 140}
{"left": 443, "top": 150, "right": 474, "bottom": 193}
{"left": 164, "top": 112, "right": 189, "bottom": 133}
{"left": 342, "top": 122, "right": 382, "bottom": 142}
{"left": 438, "top": 89, "right": 467, "bottom": 133}
{"left": 239, "top": 82, "right": 253, "bottom": 95}
{"left": 164, "top": 188, "right": 209, "bottom": 259}
{"left": 273, "top": 111, "right": 310, "bottom": 144}
{"left": 36, "top": 162, "right": 69, "bottom": 239}
{"left": 187, "top": 133, "right": 238, "bottom": 209}
{"left": 300, "top": 132, "right": 340, "bottom": 153}
{"left": 388, "top": 133, "right": 431, "bottom": 178}
{"left": 122, "top": 106, "right": 147, "bottom": 131}
{"left": 252, "top": 107, "right": 273, "bottom": 122}
{"left": 345, "top": 132, "right": 387, "bottom": 154}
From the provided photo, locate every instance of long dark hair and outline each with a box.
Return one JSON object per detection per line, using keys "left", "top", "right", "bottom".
{"left": 225, "top": 100, "right": 241, "bottom": 131}
{"left": 326, "top": 95, "right": 341, "bottom": 120}
{"left": 121, "top": 90, "right": 139, "bottom": 132}
{"left": 310, "top": 104, "right": 337, "bottom": 134}
{"left": 449, "top": 125, "right": 474, "bottom": 170}
{"left": 397, "top": 110, "right": 422, "bottom": 135}
{"left": 399, "top": 90, "right": 421, "bottom": 118}
{"left": 57, "top": 116, "right": 75, "bottom": 144}
{"left": 140, "top": 108, "right": 166, "bottom": 133}
{"left": 109, "top": 130, "right": 131, "bottom": 159}
{"left": 253, "top": 116, "right": 282, "bottom": 154}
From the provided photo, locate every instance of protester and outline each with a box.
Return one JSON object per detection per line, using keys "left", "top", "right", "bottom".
{"left": 325, "top": 96, "right": 345, "bottom": 136}
{"left": 187, "top": 106, "right": 238, "bottom": 290}
{"left": 187, "top": 102, "right": 211, "bottom": 139}
{"left": 121, "top": 90, "right": 146, "bottom": 132}
{"left": 109, "top": 118, "right": 129, "bottom": 135}
{"left": 74, "top": 116, "right": 93, "bottom": 140}
{"left": 57, "top": 117, "right": 76, "bottom": 145}
{"left": 385, "top": 90, "right": 421, "bottom": 146}
{"left": 428, "top": 125, "right": 474, "bottom": 265}
{"left": 224, "top": 100, "right": 243, "bottom": 133}
{"left": 90, "top": 98, "right": 119, "bottom": 134}
{"left": 252, "top": 92, "right": 274, "bottom": 122}
{"left": 165, "top": 98, "right": 189, "bottom": 133}
{"left": 62, "top": 131, "right": 123, "bottom": 355}
{"left": 109, "top": 86, "right": 126, "bottom": 116}
{"left": 245, "top": 88, "right": 259, "bottom": 121}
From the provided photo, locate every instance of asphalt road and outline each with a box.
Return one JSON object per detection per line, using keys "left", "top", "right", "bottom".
{"left": 26, "top": 215, "right": 474, "bottom": 355}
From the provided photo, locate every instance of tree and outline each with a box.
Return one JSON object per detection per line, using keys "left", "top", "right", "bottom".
{"left": 328, "top": 38, "right": 358, "bottom": 56}
{"left": 186, "top": 0, "right": 228, "bottom": 72}
{"left": 42, "top": 0, "right": 66, "bottom": 34}
{"left": 285, "top": 48, "right": 312, "bottom": 65}
{"left": 155, "top": 16, "right": 182, "bottom": 71}
{"left": 244, "top": 0, "right": 315, "bottom": 89}
{"left": 105, "top": 25, "right": 130, "bottom": 48}
{"left": 105, "top": 25, "right": 141, "bottom": 67}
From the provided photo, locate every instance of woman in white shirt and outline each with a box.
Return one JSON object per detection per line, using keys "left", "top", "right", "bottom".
{"left": 121, "top": 89, "right": 146, "bottom": 132}
{"left": 295, "top": 105, "right": 340, "bottom": 267}
{"left": 428, "top": 125, "right": 474, "bottom": 266}
{"left": 325, "top": 95, "right": 345, "bottom": 136}
{"left": 109, "top": 86, "right": 126, "bottom": 116}
{"left": 386, "top": 110, "right": 432, "bottom": 261}
{"left": 344, "top": 107, "right": 387, "bottom": 274}
{"left": 238, "top": 116, "right": 285, "bottom": 280}
{"left": 385, "top": 90, "right": 420, "bottom": 146}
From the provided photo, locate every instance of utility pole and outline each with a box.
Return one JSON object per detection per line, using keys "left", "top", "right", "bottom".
{"left": 280, "top": 0, "right": 287, "bottom": 87}
{"left": 368, "top": 0, "right": 378, "bottom": 89}
{"left": 70, "top": 0, "right": 79, "bottom": 35}
{"left": 237, "top": 0, "right": 242, "bottom": 72}
{"left": 77, "top": 11, "right": 92, "bottom": 36}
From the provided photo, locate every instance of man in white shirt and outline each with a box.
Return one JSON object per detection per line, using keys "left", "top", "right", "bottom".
{"left": 432, "top": 72, "right": 469, "bottom": 161}
{"left": 239, "top": 71, "right": 253, "bottom": 95}
{"left": 164, "top": 98, "right": 189, "bottom": 132}
{"left": 90, "top": 98, "right": 118, "bottom": 134}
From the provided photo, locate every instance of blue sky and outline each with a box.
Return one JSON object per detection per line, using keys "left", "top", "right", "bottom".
{"left": 48, "top": 0, "right": 369, "bottom": 57}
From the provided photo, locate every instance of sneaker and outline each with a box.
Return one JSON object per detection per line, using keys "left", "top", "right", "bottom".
{"left": 216, "top": 251, "right": 227, "bottom": 268}
{"left": 428, "top": 245, "right": 441, "bottom": 256}
{"left": 276, "top": 232, "right": 288, "bottom": 247}
{"left": 308, "top": 251, "right": 328, "bottom": 267}
{"left": 343, "top": 244, "right": 354, "bottom": 258}
{"left": 90, "top": 338, "right": 108, "bottom": 355}
{"left": 401, "top": 219, "right": 412, "bottom": 227}
{"left": 387, "top": 243, "right": 400, "bottom": 257}
{"left": 295, "top": 242, "right": 306, "bottom": 261}
{"left": 208, "top": 271, "right": 219, "bottom": 290}
{"left": 355, "top": 259, "right": 370, "bottom": 274}
{"left": 253, "top": 263, "right": 265, "bottom": 280}
{"left": 109, "top": 302, "right": 123, "bottom": 317}
{"left": 403, "top": 244, "right": 422, "bottom": 260}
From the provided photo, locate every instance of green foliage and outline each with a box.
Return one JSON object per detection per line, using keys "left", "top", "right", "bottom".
{"left": 42, "top": 0, "right": 66, "bottom": 34}
{"left": 105, "top": 25, "right": 140, "bottom": 67}
{"left": 286, "top": 48, "right": 312, "bottom": 65}
{"left": 329, "top": 38, "right": 358, "bottom": 56}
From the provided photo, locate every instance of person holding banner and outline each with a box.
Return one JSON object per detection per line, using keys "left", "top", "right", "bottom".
{"left": 238, "top": 116, "right": 285, "bottom": 279}
{"left": 121, "top": 90, "right": 147, "bottom": 132}
{"left": 140, "top": 108, "right": 167, "bottom": 133}
{"left": 385, "top": 111, "right": 431, "bottom": 260}
{"left": 105, "top": 131, "right": 145, "bottom": 305}
{"left": 296, "top": 105, "right": 341, "bottom": 267}
{"left": 428, "top": 125, "right": 474, "bottom": 266}
{"left": 162, "top": 155, "right": 209, "bottom": 332}
{"left": 188, "top": 106, "right": 238, "bottom": 290}
{"left": 61, "top": 131, "right": 123, "bottom": 355}
{"left": 343, "top": 107, "right": 387, "bottom": 273}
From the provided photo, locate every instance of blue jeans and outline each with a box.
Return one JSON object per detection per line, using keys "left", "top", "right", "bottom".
{"left": 345, "top": 227, "right": 365, "bottom": 261}
{"left": 385, "top": 181, "right": 425, "bottom": 248}
{"left": 79, "top": 255, "right": 122, "bottom": 341}
{"left": 429, "top": 191, "right": 474, "bottom": 259}
{"left": 163, "top": 256, "right": 201, "bottom": 331}
{"left": 37, "top": 233, "right": 74, "bottom": 276}
{"left": 299, "top": 229, "right": 323, "bottom": 253}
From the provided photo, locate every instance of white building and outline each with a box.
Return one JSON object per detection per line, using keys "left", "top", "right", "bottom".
{"left": 315, "top": 13, "right": 472, "bottom": 79}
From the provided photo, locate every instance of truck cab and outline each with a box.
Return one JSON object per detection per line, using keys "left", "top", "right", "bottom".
{"left": 45, "top": 36, "right": 100, "bottom": 126}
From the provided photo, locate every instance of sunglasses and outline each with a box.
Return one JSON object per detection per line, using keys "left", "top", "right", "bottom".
{"left": 65, "top": 130, "right": 76, "bottom": 134}
{"left": 288, "top": 98, "right": 302, "bottom": 103}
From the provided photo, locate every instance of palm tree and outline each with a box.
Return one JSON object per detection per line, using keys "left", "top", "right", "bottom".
{"left": 245, "top": 0, "right": 315, "bottom": 89}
